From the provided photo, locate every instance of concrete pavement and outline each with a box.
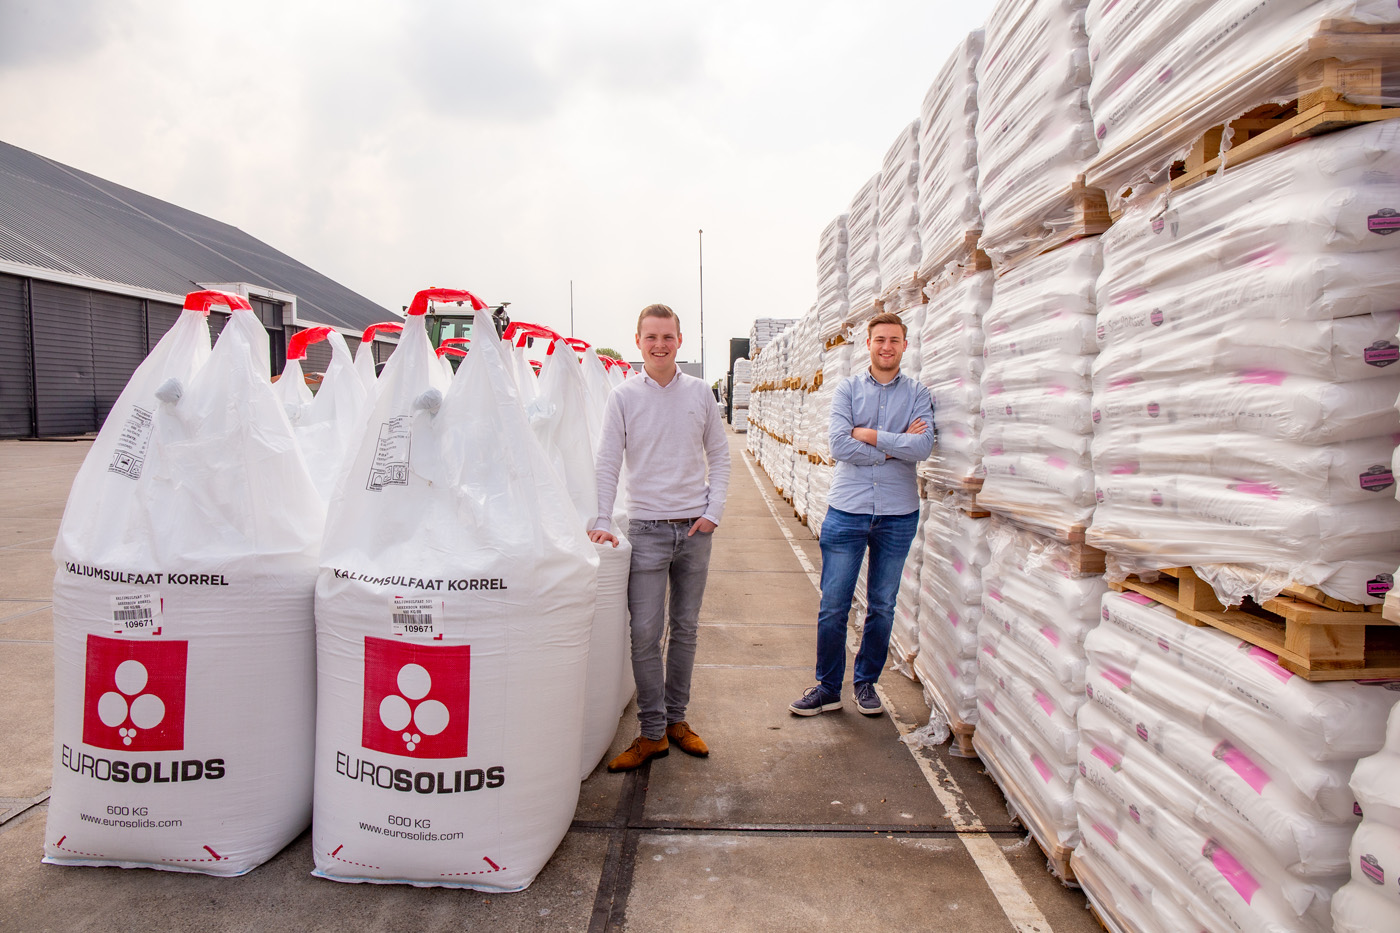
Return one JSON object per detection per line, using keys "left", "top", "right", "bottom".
{"left": 0, "top": 432, "right": 1097, "bottom": 932}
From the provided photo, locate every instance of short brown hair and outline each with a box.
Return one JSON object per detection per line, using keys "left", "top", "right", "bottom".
{"left": 637, "top": 303, "right": 681, "bottom": 336}
{"left": 866, "top": 311, "right": 907, "bottom": 339}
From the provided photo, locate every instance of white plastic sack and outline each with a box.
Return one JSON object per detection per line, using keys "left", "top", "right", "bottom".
{"left": 277, "top": 328, "right": 370, "bottom": 499}
{"left": 311, "top": 305, "right": 598, "bottom": 890}
{"left": 46, "top": 291, "right": 321, "bottom": 875}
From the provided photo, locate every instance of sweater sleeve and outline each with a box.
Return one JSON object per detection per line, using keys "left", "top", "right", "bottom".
{"left": 701, "top": 387, "right": 731, "bottom": 525}
{"left": 592, "top": 391, "right": 625, "bottom": 532}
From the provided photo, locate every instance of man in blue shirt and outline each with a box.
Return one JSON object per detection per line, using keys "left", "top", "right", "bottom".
{"left": 791, "top": 312, "right": 935, "bottom": 717}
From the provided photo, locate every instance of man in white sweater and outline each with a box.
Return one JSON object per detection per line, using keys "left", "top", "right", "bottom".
{"left": 589, "top": 304, "right": 731, "bottom": 772}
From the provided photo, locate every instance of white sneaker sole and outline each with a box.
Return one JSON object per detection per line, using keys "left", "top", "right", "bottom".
{"left": 789, "top": 699, "right": 843, "bottom": 716}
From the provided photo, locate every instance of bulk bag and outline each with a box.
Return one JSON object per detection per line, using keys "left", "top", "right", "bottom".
{"left": 275, "top": 327, "right": 370, "bottom": 499}
{"left": 45, "top": 290, "right": 322, "bottom": 875}
{"left": 530, "top": 340, "right": 634, "bottom": 779}
{"left": 312, "top": 289, "right": 598, "bottom": 891}
{"left": 354, "top": 321, "right": 403, "bottom": 399}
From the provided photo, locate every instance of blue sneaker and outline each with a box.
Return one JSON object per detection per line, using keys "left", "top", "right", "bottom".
{"left": 854, "top": 682, "right": 883, "bottom": 716}
{"left": 789, "top": 685, "right": 842, "bottom": 716}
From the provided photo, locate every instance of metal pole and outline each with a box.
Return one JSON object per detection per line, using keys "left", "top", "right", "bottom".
{"left": 570, "top": 280, "right": 574, "bottom": 338}
{"left": 698, "top": 228, "right": 704, "bottom": 381}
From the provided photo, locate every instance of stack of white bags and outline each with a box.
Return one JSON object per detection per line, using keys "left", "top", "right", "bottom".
{"left": 888, "top": 500, "right": 931, "bottom": 679}
{"left": 912, "top": 496, "right": 989, "bottom": 728}
{"left": 977, "top": 238, "right": 1101, "bottom": 535}
{"left": 877, "top": 121, "right": 921, "bottom": 298}
{"left": 816, "top": 215, "right": 850, "bottom": 341}
{"left": 977, "top": 519, "right": 1107, "bottom": 858}
{"left": 1077, "top": 590, "right": 1400, "bottom": 933}
{"left": 1333, "top": 703, "right": 1400, "bottom": 931}
{"left": 919, "top": 270, "right": 992, "bottom": 488}
{"left": 975, "top": 0, "right": 1097, "bottom": 267}
{"left": 845, "top": 174, "right": 883, "bottom": 324}
{"left": 917, "top": 30, "right": 984, "bottom": 279}
{"left": 1087, "top": 120, "right": 1400, "bottom": 607}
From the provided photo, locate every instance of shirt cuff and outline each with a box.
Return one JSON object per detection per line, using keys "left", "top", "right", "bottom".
{"left": 701, "top": 513, "right": 720, "bottom": 527}
{"left": 591, "top": 517, "right": 612, "bottom": 533}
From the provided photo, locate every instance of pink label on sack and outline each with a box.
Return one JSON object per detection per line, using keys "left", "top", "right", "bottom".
{"left": 987, "top": 588, "right": 1002, "bottom": 602}
{"left": 1204, "top": 841, "right": 1260, "bottom": 905}
{"left": 1045, "top": 456, "right": 1068, "bottom": 470}
{"left": 1032, "top": 754, "right": 1053, "bottom": 784}
{"left": 946, "top": 660, "right": 959, "bottom": 680}
{"left": 1359, "top": 853, "right": 1386, "bottom": 884}
{"left": 1111, "top": 461, "right": 1139, "bottom": 475}
{"left": 1214, "top": 741, "right": 1271, "bottom": 794}
{"left": 982, "top": 643, "right": 998, "bottom": 659}
{"left": 1046, "top": 385, "right": 1067, "bottom": 396}
{"left": 1111, "top": 288, "right": 1147, "bottom": 305}
{"left": 1246, "top": 646, "right": 1295, "bottom": 683}
{"left": 1107, "top": 376, "right": 1139, "bottom": 391}
{"left": 948, "top": 609, "right": 961, "bottom": 628}
{"left": 1091, "top": 745, "right": 1123, "bottom": 771}
{"left": 953, "top": 557, "right": 965, "bottom": 574}
{"left": 1034, "top": 690, "right": 1056, "bottom": 717}
{"left": 1360, "top": 466, "right": 1395, "bottom": 491}
{"left": 1368, "top": 208, "right": 1400, "bottom": 235}
{"left": 1364, "top": 341, "right": 1399, "bottom": 366}
{"left": 1091, "top": 821, "right": 1119, "bottom": 846}
{"left": 1121, "top": 592, "right": 1155, "bottom": 606}
{"left": 985, "top": 697, "right": 999, "bottom": 716}
{"left": 1229, "top": 481, "right": 1280, "bottom": 499}
{"left": 1041, "top": 626, "right": 1061, "bottom": 648}
{"left": 1237, "top": 369, "right": 1287, "bottom": 386}
{"left": 1101, "top": 667, "right": 1133, "bottom": 692}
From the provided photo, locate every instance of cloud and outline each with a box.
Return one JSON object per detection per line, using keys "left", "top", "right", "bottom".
{"left": 0, "top": 0, "right": 114, "bottom": 71}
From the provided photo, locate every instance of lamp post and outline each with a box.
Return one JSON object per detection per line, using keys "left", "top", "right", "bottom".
{"left": 698, "top": 228, "right": 705, "bottom": 381}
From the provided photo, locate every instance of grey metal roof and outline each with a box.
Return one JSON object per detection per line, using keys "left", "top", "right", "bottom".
{"left": 0, "top": 139, "right": 393, "bottom": 331}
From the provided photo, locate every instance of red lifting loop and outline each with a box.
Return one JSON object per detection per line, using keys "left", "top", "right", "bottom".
{"left": 286, "top": 326, "right": 334, "bottom": 361}
{"left": 564, "top": 337, "right": 590, "bottom": 352}
{"left": 440, "top": 337, "right": 471, "bottom": 346}
{"left": 183, "top": 289, "right": 253, "bottom": 315}
{"left": 361, "top": 321, "right": 404, "bottom": 344}
{"left": 502, "top": 321, "right": 563, "bottom": 346}
{"left": 436, "top": 346, "right": 469, "bottom": 359}
{"left": 406, "top": 288, "right": 488, "bottom": 316}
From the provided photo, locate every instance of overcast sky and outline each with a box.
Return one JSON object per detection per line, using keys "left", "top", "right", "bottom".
{"left": 1, "top": 0, "right": 994, "bottom": 378}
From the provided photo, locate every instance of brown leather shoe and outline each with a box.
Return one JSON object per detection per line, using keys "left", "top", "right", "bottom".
{"left": 666, "top": 721, "right": 709, "bottom": 757}
{"left": 607, "top": 735, "right": 669, "bottom": 772}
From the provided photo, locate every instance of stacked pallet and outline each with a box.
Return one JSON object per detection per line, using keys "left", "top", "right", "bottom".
{"left": 975, "top": 519, "right": 1108, "bottom": 881}
{"left": 731, "top": 356, "right": 753, "bottom": 432}
{"left": 1332, "top": 703, "right": 1400, "bottom": 931}
{"left": 918, "top": 270, "right": 991, "bottom": 490}
{"left": 844, "top": 174, "right": 883, "bottom": 327}
{"left": 888, "top": 498, "right": 932, "bottom": 680}
{"left": 916, "top": 30, "right": 985, "bottom": 280}
{"left": 750, "top": 318, "right": 797, "bottom": 356}
{"left": 815, "top": 215, "right": 850, "bottom": 342}
{"left": 1074, "top": 589, "right": 1399, "bottom": 933}
{"left": 877, "top": 121, "right": 921, "bottom": 302}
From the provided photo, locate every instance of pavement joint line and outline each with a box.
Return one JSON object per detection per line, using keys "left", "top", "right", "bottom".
{"left": 0, "top": 791, "right": 50, "bottom": 827}
{"left": 692, "top": 663, "right": 810, "bottom": 670}
{"left": 0, "top": 638, "right": 53, "bottom": 645}
{"left": 741, "top": 450, "right": 1056, "bottom": 933}
{"left": 588, "top": 760, "right": 652, "bottom": 933}
{"left": 1, "top": 604, "right": 53, "bottom": 623}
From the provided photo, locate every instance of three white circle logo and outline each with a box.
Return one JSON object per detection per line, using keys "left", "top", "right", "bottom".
{"left": 377, "top": 663, "right": 450, "bottom": 752}
{"left": 96, "top": 659, "right": 166, "bottom": 746}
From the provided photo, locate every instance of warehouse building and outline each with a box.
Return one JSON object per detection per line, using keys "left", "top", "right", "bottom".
{"left": 0, "top": 139, "right": 397, "bottom": 438}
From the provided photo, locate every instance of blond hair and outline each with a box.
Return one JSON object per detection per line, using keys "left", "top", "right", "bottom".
{"left": 637, "top": 303, "right": 681, "bottom": 336}
{"left": 866, "top": 311, "right": 907, "bottom": 339}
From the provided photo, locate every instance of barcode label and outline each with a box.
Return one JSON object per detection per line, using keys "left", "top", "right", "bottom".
{"left": 391, "top": 597, "right": 441, "bottom": 636}
{"left": 110, "top": 592, "right": 161, "bottom": 634}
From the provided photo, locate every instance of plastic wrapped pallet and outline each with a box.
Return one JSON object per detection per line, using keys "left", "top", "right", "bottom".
{"left": 816, "top": 215, "right": 851, "bottom": 341}
{"left": 311, "top": 298, "right": 598, "bottom": 891}
{"left": 845, "top": 173, "right": 883, "bottom": 324}
{"left": 46, "top": 291, "right": 322, "bottom": 875}
{"left": 749, "top": 318, "right": 797, "bottom": 356}
{"left": 912, "top": 496, "right": 988, "bottom": 728}
{"left": 977, "top": 238, "right": 1101, "bottom": 536}
{"left": 888, "top": 500, "right": 929, "bottom": 680}
{"left": 918, "top": 30, "right": 984, "bottom": 279}
{"left": 878, "top": 121, "right": 921, "bottom": 298}
{"left": 1333, "top": 702, "right": 1400, "bottom": 932}
{"left": 919, "top": 270, "right": 992, "bottom": 489}
{"left": 1084, "top": 0, "right": 1400, "bottom": 208}
{"left": 975, "top": 519, "right": 1107, "bottom": 857}
{"left": 1077, "top": 589, "right": 1400, "bottom": 933}
{"left": 1088, "top": 119, "right": 1400, "bottom": 606}
{"left": 891, "top": 285, "right": 925, "bottom": 385}
{"left": 975, "top": 0, "right": 1098, "bottom": 268}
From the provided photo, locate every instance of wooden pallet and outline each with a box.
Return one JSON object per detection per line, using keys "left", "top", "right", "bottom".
{"left": 1384, "top": 589, "right": 1400, "bottom": 625}
{"left": 823, "top": 332, "right": 849, "bottom": 351}
{"left": 1109, "top": 567, "right": 1400, "bottom": 681}
{"left": 917, "top": 663, "right": 978, "bottom": 759}
{"left": 919, "top": 230, "right": 992, "bottom": 285}
{"left": 991, "top": 176, "right": 1112, "bottom": 274}
{"left": 972, "top": 496, "right": 1090, "bottom": 546}
{"left": 1070, "top": 853, "right": 1134, "bottom": 933}
{"left": 972, "top": 733, "right": 1077, "bottom": 885}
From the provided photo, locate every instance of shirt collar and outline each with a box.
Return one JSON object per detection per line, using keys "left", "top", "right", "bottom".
{"left": 861, "top": 368, "right": 903, "bottom": 388}
{"left": 641, "top": 368, "right": 681, "bottom": 389}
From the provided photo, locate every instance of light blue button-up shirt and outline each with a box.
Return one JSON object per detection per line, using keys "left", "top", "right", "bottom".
{"left": 827, "top": 369, "right": 936, "bottom": 516}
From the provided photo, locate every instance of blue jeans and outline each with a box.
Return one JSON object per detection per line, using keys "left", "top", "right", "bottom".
{"left": 815, "top": 506, "right": 919, "bottom": 696}
{"left": 627, "top": 520, "right": 715, "bottom": 740}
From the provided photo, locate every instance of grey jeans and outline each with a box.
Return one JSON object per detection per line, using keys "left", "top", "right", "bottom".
{"left": 627, "top": 519, "right": 715, "bottom": 740}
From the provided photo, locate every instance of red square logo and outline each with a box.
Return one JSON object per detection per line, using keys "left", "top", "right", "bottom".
{"left": 82, "top": 635, "right": 188, "bottom": 752}
{"left": 361, "top": 636, "right": 470, "bottom": 759}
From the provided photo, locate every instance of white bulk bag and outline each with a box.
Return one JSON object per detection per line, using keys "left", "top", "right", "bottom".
{"left": 353, "top": 321, "right": 403, "bottom": 399}
{"left": 312, "top": 294, "right": 598, "bottom": 891}
{"left": 276, "top": 327, "right": 370, "bottom": 499}
{"left": 46, "top": 291, "right": 322, "bottom": 875}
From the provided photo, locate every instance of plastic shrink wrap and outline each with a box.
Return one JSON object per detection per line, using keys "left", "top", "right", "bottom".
{"left": 976, "top": 519, "right": 1107, "bottom": 851}
{"left": 1078, "top": 589, "right": 1400, "bottom": 932}
{"left": 889, "top": 501, "right": 930, "bottom": 679}
{"left": 816, "top": 214, "right": 850, "bottom": 341}
{"left": 977, "top": 238, "right": 1101, "bottom": 535}
{"left": 46, "top": 292, "right": 322, "bottom": 875}
{"left": 845, "top": 174, "right": 883, "bottom": 323}
{"left": 877, "top": 121, "right": 921, "bottom": 297}
{"left": 1332, "top": 701, "right": 1400, "bottom": 932}
{"left": 1084, "top": 0, "right": 1400, "bottom": 207}
{"left": 1088, "top": 120, "right": 1400, "bottom": 606}
{"left": 975, "top": 0, "right": 1097, "bottom": 267}
{"left": 919, "top": 271, "right": 991, "bottom": 488}
{"left": 912, "top": 497, "right": 988, "bottom": 726}
{"left": 918, "top": 30, "right": 984, "bottom": 279}
{"left": 311, "top": 303, "right": 598, "bottom": 890}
